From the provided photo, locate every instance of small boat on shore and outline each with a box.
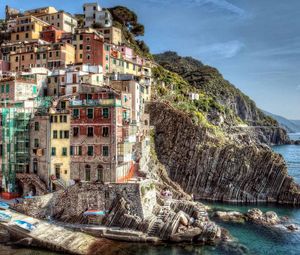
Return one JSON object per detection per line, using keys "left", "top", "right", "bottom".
{"left": 12, "top": 220, "right": 37, "bottom": 232}
{"left": 83, "top": 210, "right": 108, "bottom": 216}
{"left": 0, "top": 211, "right": 12, "bottom": 222}
{"left": 0, "top": 202, "right": 9, "bottom": 210}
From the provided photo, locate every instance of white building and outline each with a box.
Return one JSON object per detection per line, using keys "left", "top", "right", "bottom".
{"left": 83, "top": 3, "right": 113, "bottom": 28}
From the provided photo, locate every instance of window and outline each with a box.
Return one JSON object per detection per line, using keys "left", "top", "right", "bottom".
{"left": 33, "top": 158, "right": 38, "bottom": 174}
{"left": 34, "top": 139, "right": 39, "bottom": 148}
{"left": 73, "top": 127, "right": 79, "bottom": 137}
{"left": 15, "top": 56, "right": 18, "bottom": 62}
{"left": 62, "top": 147, "right": 67, "bottom": 156}
{"left": 73, "top": 109, "right": 79, "bottom": 118}
{"left": 64, "top": 131, "right": 69, "bottom": 138}
{"left": 49, "top": 52, "right": 52, "bottom": 58}
{"left": 102, "top": 127, "right": 109, "bottom": 137}
{"left": 87, "top": 108, "right": 94, "bottom": 119}
{"left": 25, "top": 33, "right": 29, "bottom": 38}
{"left": 6, "top": 84, "right": 9, "bottom": 93}
{"left": 97, "top": 165, "right": 104, "bottom": 182}
{"left": 102, "top": 146, "right": 109, "bottom": 157}
{"left": 85, "top": 165, "right": 91, "bottom": 181}
{"left": 51, "top": 147, "right": 56, "bottom": 156}
{"left": 60, "top": 130, "right": 63, "bottom": 139}
{"left": 30, "top": 54, "right": 33, "bottom": 60}
{"left": 80, "top": 35, "right": 83, "bottom": 40}
{"left": 53, "top": 130, "right": 58, "bottom": 139}
{"left": 79, "top": 54, "right": 83, "bottom": 59}
{"left": 61, "top": 102, "right": 66, "bottom": 110}
{"left": 16, "top": 34, "right": 19, "bottom": 40}
{"left": 71, "top": 146, "right": 82, "bottom": 156}
{"left": 1, "top": 85, "right": 4, "bottom": 93}
{"left": 54, "top": 116, "right": 58, "bottom": 122}
{"left": 63, "top": 115, "right": 67, "bottom": 122}
{"left": 102, "top": 108, "right": 109, "bottom": 118}
{"left": 86, "top": 45, "right": 91, "bottom": 51}
{"left": 87, "top": 127, "right": 94, "bottom": 137}
{"left": 87, "top": 54, "right": 90, "bottom": 60}
{"left": 79, "top": 44, "right": 83, "bottom": 50}
{"left": 34, "top": 122, "right": 39, "bottom": 131}
{"left": 87, "top": 146, "right": 94, "bottom": 156}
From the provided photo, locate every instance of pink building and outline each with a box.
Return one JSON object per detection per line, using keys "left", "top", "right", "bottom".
{"left": 0, "top": 60, "right": 10, "bottom": 73}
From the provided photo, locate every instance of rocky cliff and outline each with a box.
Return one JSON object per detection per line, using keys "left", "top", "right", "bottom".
{"left": 153, "top": 52, "right": 290, "bottom": 145}
{"left": 148, "top": 102, "right": 300, "bottom": 204}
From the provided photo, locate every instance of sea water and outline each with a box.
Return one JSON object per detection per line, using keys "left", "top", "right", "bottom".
{"left": 1, "top": 135, "right": 300, "bottom": 255}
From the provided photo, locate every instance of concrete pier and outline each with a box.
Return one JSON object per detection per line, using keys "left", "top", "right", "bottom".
{"left": 0, "top": 210, "right": 99, "bottom": 255}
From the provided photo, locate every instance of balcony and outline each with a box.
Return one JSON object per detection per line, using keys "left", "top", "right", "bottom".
{"left": 70, "top": 99, "right": 122, "bottom": 107}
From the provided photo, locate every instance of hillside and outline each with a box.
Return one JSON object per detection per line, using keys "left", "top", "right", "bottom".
{"left": 152, "top": 51, "right": 289, "bottom": 145}
{"left": 263, "top": 111, "right": 300, "bottom": 133}
{"left": 146, "top": 52, "right": 300, "bottom": 204}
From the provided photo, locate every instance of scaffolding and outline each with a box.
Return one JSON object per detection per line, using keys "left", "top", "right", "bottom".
{"left": 1, "top": 106, "right": 32, "bottom": 193}
{"left": 1, "top": 97, "right": 52, "bottom": 193}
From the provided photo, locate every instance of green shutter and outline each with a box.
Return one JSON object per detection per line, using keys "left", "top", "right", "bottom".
{"left": 32, "top": 85, "right": 37, "bottom": 94}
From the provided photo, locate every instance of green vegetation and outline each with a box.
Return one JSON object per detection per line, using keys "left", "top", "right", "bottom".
{"left": 154, "top": 52, "right": 278, "bottom": 127}
{"left": 152, "top": 66, "right": 232, "bottom": 139}
{"left": 108, "top": 6, "right": 151, "bottom": 58}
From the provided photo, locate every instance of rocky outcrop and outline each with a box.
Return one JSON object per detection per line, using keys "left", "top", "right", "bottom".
{"left": 149, "top": 102, "right": 300, "bottom": 204}
{"left": 246, "top": 208, "right": 280, "bottom": 225}
{"left": 12, "top": 182, "right": 226, "bottom": 244}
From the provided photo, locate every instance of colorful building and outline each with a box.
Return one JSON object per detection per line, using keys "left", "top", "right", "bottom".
{"left": 40, "top": 25, "right": 64, "bottom": 43}
{"left": 49, "top": 99, "right": 71, "bottom": 190}
{"left": 69, "top": 88, "right": 132, "bottom": 183}
{"left": 10, "top": 15, "right": 49, "bottom": 42}
{"left": 73, "top": 28, "right": 105, "bottom": 67}
{"left": 83, "top": 3, "right": 113, "bottom": 28}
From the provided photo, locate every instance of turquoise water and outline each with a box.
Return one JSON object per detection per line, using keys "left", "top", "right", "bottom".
{"left": 1, "top": 138, "right": 300, "bottom": 255}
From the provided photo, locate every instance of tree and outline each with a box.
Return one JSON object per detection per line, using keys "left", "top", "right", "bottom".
{"left": 109, "top": 6, "right": 137, "bottom": 27}
{"left": 131, "top": 23, "right": 144, "bottom": 37}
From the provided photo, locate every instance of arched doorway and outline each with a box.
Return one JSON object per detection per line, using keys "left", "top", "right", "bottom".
{"left": 85, "top": 165, "right": 91, "bottom": 181}
{"left": 97, "top": 165, "right": 104, "bottom": 182}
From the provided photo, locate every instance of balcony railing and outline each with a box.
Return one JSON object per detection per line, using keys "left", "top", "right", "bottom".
{"left": 69, "top": 98, "right": 122, "bottom": 107}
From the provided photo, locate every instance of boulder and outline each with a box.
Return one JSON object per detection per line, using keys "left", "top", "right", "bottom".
{"left": 213, "top": 211, "right": 245, "bottom": 223}
{"left": 285, "top": 224, "right": 298, "bottom": 231}
{"left": 246, "top": 209, "right": 280, "bottom": 225}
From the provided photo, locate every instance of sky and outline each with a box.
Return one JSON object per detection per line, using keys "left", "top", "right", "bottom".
{"left": 1, "top": 0, "right": 300, "bottom": 119}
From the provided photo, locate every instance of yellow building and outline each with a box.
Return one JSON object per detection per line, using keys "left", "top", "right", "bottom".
{"left": 24, "top": 6, "right": 58, "bottom": 17}
{"left": 11, "top": 15, "right": 49, "bottom": 42}
{"left": 47, "top": 42, "right": 75, "bottom": 69}
{"left": 98, "top": 26, "right": 122, "bottom": 45}
{"left": 49, "top": 103, "right": 71, "bottom": 189}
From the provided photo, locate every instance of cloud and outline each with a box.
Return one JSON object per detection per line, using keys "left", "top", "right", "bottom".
{"left": 193, "top": 0, "right": 246, "bottom": 16}
{"left": 196, "top": 40, "right": 245, "bottom": 58}
{"left": 145, "top": 0, "right": 246, "bottom": 17}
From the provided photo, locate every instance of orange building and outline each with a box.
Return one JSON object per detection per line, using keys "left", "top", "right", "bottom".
{"left": 40, "top": 25, "right": 64, "bottom": 43}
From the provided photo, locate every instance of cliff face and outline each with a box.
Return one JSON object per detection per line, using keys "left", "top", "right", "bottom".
{"left": 149, "top": 102, "right": 300, "bottom": 204}
{"left": 153, "top": 52, "right": 290, "bottom": 145}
